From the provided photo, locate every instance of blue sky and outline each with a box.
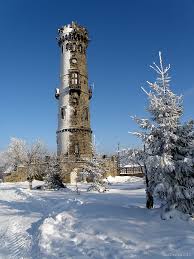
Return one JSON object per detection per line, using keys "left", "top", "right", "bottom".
{"left": 0, "top": 0, "right": 194, "bottom": 154}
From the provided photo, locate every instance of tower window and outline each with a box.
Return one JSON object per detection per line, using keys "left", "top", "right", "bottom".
{"left": 85, "top": 108, "right": 89, "bottom": 120}
{"left": 71, "top": 72, "right": 78, "bottom": 85}
{"left": 72, "top": 43, "right": 76, "bottom": 51}
{"left": 71, "top": 58, "right": 77, "bottom": 64}
{"left": 83, "top": 108, "right": 88, "bottom": 121}
{"left": 74, "top": 109, "right": 77, "bottom": 116}
{"left": 61, "top": 106, "right": 66, "bottom": 119}
{"left": 79, "top": 45, "right": 82, "bottom": 52}
{"left": 75, "top": 144, "right": 80, "bottom": 157}
{"left": 62, "top": 45, "right": 63, "bottom": 54}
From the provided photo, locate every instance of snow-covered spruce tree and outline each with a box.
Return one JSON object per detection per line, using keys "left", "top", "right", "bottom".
{"left": 43, "top": 155, "right": 65, "bottom": 190}
{"left": 131, "top": 52, "right": 194, "bottom": 216}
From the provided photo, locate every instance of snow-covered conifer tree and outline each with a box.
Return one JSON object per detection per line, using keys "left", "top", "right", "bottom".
{"left": 131, "top": 52, "right": 194, "bottom": 216}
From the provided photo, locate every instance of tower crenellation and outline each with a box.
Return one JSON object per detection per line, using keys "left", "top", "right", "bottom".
{"left": 55, "top": 21, "right": 92, "bottom": 160}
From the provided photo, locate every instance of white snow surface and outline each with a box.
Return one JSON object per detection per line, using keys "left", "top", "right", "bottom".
{"left": 107, "top": 175, "right": 142, "bottom": 183}
{"left": 0, "top": 178, "right": 194, "bottom": 259}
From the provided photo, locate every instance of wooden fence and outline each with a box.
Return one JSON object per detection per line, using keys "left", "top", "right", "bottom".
{"left": 119, "top": 166, "right": 144, "bottom": 177}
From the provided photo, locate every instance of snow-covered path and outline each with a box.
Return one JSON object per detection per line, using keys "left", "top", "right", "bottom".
{"left": 0, "top": 182, "right": 72, "bottom": 258}
{"left": 0, "top": 178, "right": 194, "bottom": 259}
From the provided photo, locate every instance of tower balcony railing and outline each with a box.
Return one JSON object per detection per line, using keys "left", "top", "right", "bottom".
{"left": 69, "top": 84, "right": 81, "bottom": 93}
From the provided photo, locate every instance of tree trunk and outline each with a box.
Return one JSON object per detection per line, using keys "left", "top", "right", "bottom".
{"left": 146, "top": 190, "right": 153, "bottom": 209}
{"left": 144, "top": 164, "right": 153, "bottom": 209}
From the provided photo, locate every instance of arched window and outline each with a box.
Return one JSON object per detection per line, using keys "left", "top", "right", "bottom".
{"left": 66, "top": 43, "right": 69, "bottom": 50}
{"left": 79, "top": 44, "right": 82, "bottom": 52}
{"left": 85, "top": 108, "right": 89, "bottom": 120}
{"left": 71, "top": 72, "right": 78, "bottom": 85}
{"left": 61, "top": 106, "right": 66, "bottom": 119}
{"left": 74, "top": 144, "right": 79, "bottom": 157}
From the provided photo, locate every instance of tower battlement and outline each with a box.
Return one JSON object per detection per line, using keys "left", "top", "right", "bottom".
{"left": 57, "top": 24, "right": 89, "bottom": 51}
{"left": 58, "top": 21, "right": 88, "bottom": 32}
{"left": 55, "top": 22, "right": 92, "bottom": 160}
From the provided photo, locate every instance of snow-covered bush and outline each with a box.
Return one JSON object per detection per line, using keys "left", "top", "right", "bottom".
{"left": 6, "top": 138, "right": 27, "bottom": 170}
{"left": 4, "top": 138, "right": 48, "bottom": 188}
{"left": 0, "top": 151, "right": 11, "bottom": 174}
{"left": 43, "top": 156, "right": 65, "bottom": 190}
{"left": 131, "top": 52, "right": 194, "bottom": 217}
{"left": 80, "top": 157, "right": 108, "bottom": 193}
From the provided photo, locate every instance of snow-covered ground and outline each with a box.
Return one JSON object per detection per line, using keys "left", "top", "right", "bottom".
{"left": 0, "top": 177, "right": 194, "bottom": 259}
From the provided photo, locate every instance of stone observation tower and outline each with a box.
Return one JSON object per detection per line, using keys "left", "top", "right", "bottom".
{"left": 55, "top": 21, "right": 93, "bottom": 160}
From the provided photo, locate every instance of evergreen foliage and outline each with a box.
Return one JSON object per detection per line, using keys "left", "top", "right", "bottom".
{"left": 131, "top": 52, "right": 194, "bottom": 216}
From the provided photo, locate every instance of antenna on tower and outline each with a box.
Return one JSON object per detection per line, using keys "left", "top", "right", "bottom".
{"left": 91, "top": 82, "right": 95, "bottom": 93}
